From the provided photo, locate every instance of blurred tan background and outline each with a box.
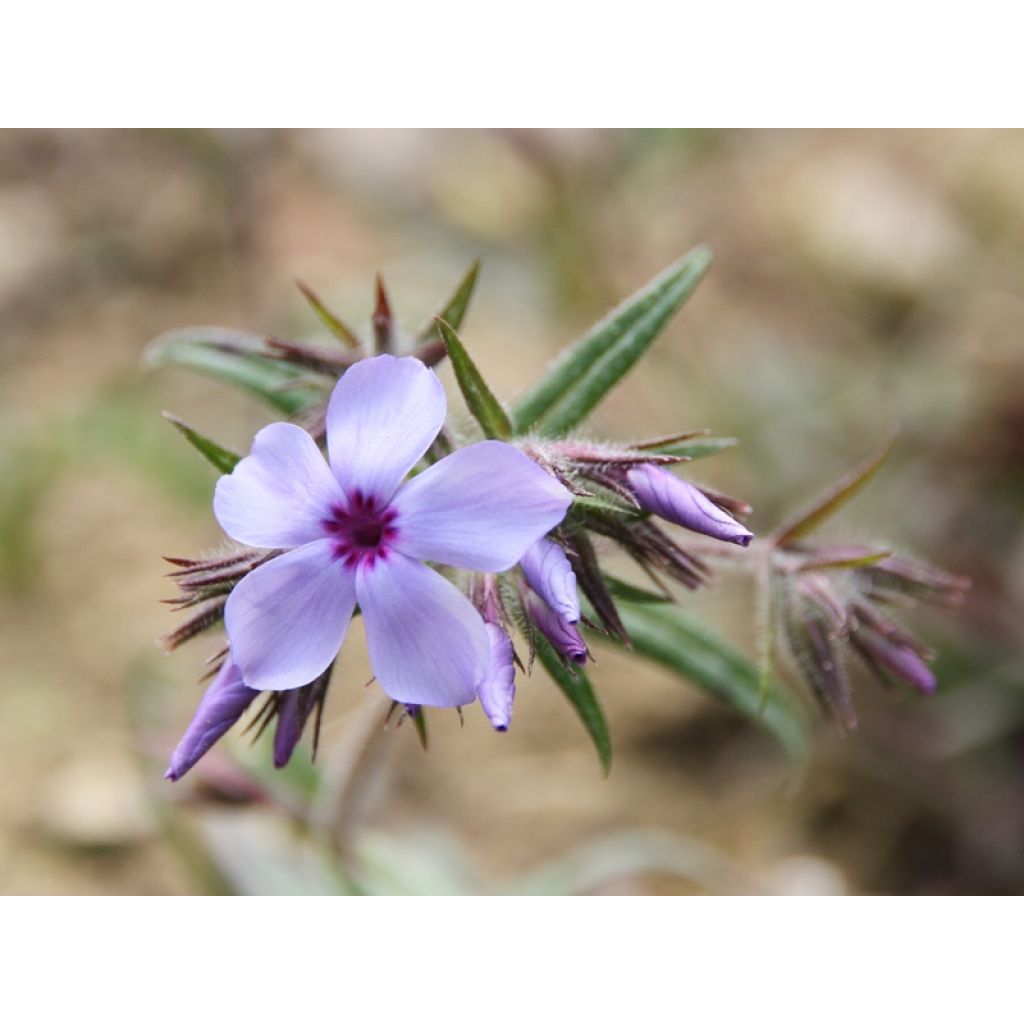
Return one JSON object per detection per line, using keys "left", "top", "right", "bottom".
{"left": 1, "top": 128, "right": 1022, "bottom": 894}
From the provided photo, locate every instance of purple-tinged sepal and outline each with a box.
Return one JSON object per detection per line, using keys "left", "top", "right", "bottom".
{"left": 478, "top": 624, "right": 516, "bottom": 731}
{"left": 626, "top": 464, "right": 753, "bottom": 547}
{"left": 782, "top": 575, "right": 858, "bottom": 729}
{"left": 858, "top": 555, "right": 971, "bottom": 611}
{"left": 165, "top": 658, "right": 258, "bottom": 781}
{"left": 520, "top": 537, "right": 580, "bottom": 624}
{"left": 528, "top": 594, "right": 588, "bottom": 665}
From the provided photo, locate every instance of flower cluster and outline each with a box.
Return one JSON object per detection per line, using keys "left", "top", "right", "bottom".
{"left": 165, "top": 353, "right": 753, "bottom": 779}
{"left": 775, "top": 545, "right": 969, "bottom": 729}
{"left": 156, "top": 261, "right": 968, "bottom": 780}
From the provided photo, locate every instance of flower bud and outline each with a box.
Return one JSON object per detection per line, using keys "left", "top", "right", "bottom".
{"left": 165, "top": 658, "right": 258, "bottom": 781}
{"left": 528, "top": 594, "right": 588, "bottom": 664}
{"left": 273, "top": 689, "right": 305, "bottom": 769}
{"left": 477, "top": 624, "right": 516, "bottom": 731}
{"left": 626, "top": 464, "right": 753, "bottom": 547}
{"left": 852, "top": 628, "right": 937, "bottom": 695}
{"left": 520, "top": 537, "right": 580, "bottom": 624}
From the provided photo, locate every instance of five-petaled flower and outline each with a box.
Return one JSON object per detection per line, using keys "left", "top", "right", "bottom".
{"left": 214, "top": 355, "right": 571, "bottom": 709}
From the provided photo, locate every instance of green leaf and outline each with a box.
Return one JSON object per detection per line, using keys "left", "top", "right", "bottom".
{"left": 794, "top": 547, "right": 893, "bottom": 572}
{"left": 606, "top": 601, "right": 812, "bottom": 763}
{"left": 145, "top": 327, "right": 326, "bottom": 414}
{"left": 601, "top": 573, "right": 671, "bottom": 604}
{"left": 642, "top": 436, "right": 738, "bottom": 460}
{"left": 511, "top": 246, "right": 712, "bottom": 435}
{"left": 570, "top": 493, "right": 642, "bottom": 518}
{"left": 295, "top": 280, "right": 362, "bottom": 348}
{"left": 535, "top": 636, "right": 612, "bottom": 776}
{"left": 770, "top": 431, "right": 897, "bottom": 546}
{"left": 418, "top": 260, "right": 480, "bottom": 341}
{"left": 434, "top": 317, "right": 513, "bottom": 440}
{"left": 163, "top": 413, "right": 241, "bottom": 474}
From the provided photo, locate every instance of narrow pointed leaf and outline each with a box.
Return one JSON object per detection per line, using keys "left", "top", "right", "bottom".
{"left": 641, "top": 436, "right": 738, "bottom": 461}
{"left": 511, "top": 246, "right": 712, "bottom": 434}
{"left": 417, "top": 260, "right": 480, "bottom": 342}
{"left": 771, "top": 431, "right": 898, "bottom": 546}
{"left": 535, "top": 636, "right": 611, "bottom": 776}
{"left": 162, "top": 413, "right": 241, "bottom": 474}
{"left": 145, "top": 327, "right": 325, "bottom": 414}
{"left": 435, "top": 317, "right": 512, "bottom": 439}
{"left": 601, "top": 574, "right": 672, "bottom": 604}
{"left": 605, "top": 601, "right": 812, "bottom": 763}
{"left": 570, "top": 492, "right": 643, "bottom": 519}
{"left": 794, "top": 547, "right": 893, "bottom": 572}
{"left": 295, "top": 280, "right": 362, "bottom": 348}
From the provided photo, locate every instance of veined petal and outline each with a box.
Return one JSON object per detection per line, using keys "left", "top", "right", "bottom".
{"left": 392, "top": 441, "right": 572, "bottom": 572}
{"left": 224, "top": 540, "right": 356, "bottom": 691}
{"left": 214, "top": 423, "right": 342, "bottom": 549}
{"left": 521, "top": 537, "right": 580, "bottom": 623}
{"left": 357, "top": 553, "right": 488, "bottom": 707}
{"left": 326, "top": 355, "right": 446, "bottom": 502}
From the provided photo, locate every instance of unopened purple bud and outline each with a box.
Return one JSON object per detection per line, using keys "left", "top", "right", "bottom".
{"left": 477, "top": 624, "right": 516, "bottom": 731}
{"left": 529, "top": 594, "right": 588, "bottom": 664}
{"left": 854, "top": 629, "right": 937, "bottom": 695}
{"left": 165, "top": 658, "right": 258, "bottom": 781}
{"left": 520, "top": 537, "right": 580, "bottom": 624}
{"left": 273, "top": 689, "right": 304, "bottom": 769}
{"left": 626, "top": 464, "right": 753, "bottom": 547}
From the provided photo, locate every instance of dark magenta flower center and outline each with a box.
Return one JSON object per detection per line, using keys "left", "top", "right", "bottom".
{"left": 323, "top": 490, "right": 398, "bottom": 568}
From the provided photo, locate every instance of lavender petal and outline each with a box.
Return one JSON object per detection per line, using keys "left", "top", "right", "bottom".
{"left": 357, "top": 552, "right": 488, "bottom": 707}
{"left": 214, "top": 422, "right": 344, "bottom": 549}
{"left": 392, "top": 441, "right": 572, "bottom": 572}
{"left": 224, "top": 539, "right": 357, "bottom": 691}
{"left": 326, "top": 354, "right": 446, "bottom": 503}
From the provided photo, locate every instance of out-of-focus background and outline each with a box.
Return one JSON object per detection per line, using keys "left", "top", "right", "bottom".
{"left": 1, "top": 128, "right": 1021, "bottom": 895}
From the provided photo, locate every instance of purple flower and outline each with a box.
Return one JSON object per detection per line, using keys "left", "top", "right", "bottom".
{"left": 477, "top": 623, "right": 516, "bottom": 731}
{"left": 214, "top": 355, "right": 571, "bottom": 708}
{"left": 528, "top": 594, "right": 588, "bottom": 664}
{"left": 626, "top": 464, "right": 753, "bottom": 547}
{"left": 165, "top": 658, "right": 257, "bottom": 781}
{"left": 520, "top": 537, "right": 580, "bottom": 624}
